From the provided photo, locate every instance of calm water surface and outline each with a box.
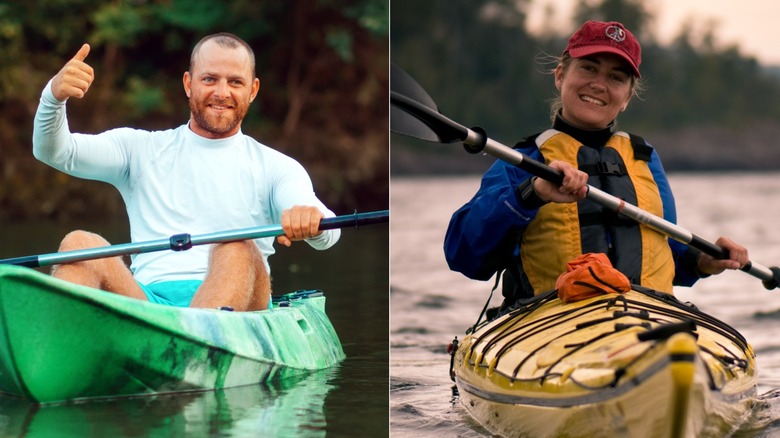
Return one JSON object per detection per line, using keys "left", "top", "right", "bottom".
{"left": 0, "top": 220, "right": 389, "bottom": 437}
{"left": 391, "top": 173, "right": 780, "bottom": 437}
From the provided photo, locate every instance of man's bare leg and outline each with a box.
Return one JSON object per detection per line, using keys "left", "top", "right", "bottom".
{"left": 51, "top": 230, "right": 147, "bottom": 300}
{"left": 190, "top": 241, "right": 270, "bottom": 311}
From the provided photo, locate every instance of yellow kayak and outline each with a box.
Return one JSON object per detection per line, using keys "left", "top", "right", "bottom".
{"left": 451, "top": 286, "right": 758, "bottom": 437}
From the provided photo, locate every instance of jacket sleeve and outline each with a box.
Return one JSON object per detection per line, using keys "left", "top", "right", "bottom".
{"left": 443, "top": 144, "right": 545, "bottom": 281}
{"left": 646, "top": 148, "right": 701, "bottom": 287}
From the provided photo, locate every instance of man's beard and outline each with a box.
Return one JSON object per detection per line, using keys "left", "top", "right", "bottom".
{"left": 189, "top": 97, "right": 248, "bottom": 137}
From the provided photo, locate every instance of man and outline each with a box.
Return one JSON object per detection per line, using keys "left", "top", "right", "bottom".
{"left": 32, "top": 33, "right": 340, "bottom": 311}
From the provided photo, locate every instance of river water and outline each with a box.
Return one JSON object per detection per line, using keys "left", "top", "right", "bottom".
{"left": 390, "top": 173, "right": 780, "bottom": 437}
{"left": 0, "top": 219, "right": 389, "bottom": 437}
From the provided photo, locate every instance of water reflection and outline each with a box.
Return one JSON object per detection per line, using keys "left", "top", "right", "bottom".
{"left": 0, "top": 367, "right": 338, "bottom": 437}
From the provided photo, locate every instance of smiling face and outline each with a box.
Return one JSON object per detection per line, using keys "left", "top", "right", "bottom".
{"left": 554, "top": 53, "right": 634, "bottom": 130}
{"left": 183, "top": 39, "right": 260, "bottom": 139}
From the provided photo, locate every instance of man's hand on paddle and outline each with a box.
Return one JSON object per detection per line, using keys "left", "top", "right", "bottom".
{"left": 51, "top": 44, "right": 94, "bottom": 102}
{"left": 277, "top": 206, "right": 324, "bottom": 247}
{"left": 697, "top": 237, "right": 749, "bottom": 276}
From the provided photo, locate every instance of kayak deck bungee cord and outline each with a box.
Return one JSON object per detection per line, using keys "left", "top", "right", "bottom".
{"left": 450, "top": 286, "right": 757, "bottom": 437}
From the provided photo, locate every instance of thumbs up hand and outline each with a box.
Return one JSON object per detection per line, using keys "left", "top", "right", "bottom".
{"left": 51, "top": 44, "right": 94, "bottom": 102}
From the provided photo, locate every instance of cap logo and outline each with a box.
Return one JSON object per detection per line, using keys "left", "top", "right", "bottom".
{"left": 605, "top": 25, "right": 626, "bottom": 43}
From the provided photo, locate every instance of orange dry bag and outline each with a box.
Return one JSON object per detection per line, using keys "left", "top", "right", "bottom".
{"left": 555, "top": 253, "right": 631, "bottom": 303}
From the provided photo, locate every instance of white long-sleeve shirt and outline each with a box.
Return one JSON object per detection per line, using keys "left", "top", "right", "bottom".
{"left": 33, "top": 81, "right": 339, "bottom": 284}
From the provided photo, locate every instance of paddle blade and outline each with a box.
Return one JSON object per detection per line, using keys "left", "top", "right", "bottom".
{"left": 390, "top": 102, "right": 441, "bottom": 142}
{"left": 391, "top": 63, "right": 440, "bottom": 111}
{"left": 390, "top": 64, "right": 468, "bottom": 143}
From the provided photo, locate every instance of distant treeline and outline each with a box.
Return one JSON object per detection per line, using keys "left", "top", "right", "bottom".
{"left": 391, "top": 0, "right": 780, "bottom": 175}
{"left": 0, "top": 0, "right": 388, "bottom": 221}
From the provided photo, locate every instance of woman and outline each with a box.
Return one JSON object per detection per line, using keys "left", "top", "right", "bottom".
{"left": 443, "top": 20, "right": 747, "bottom": 308}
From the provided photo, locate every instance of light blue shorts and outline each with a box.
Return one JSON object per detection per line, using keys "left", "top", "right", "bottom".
{"left": 138, "top": 280, "right": 203, "bottom": 307}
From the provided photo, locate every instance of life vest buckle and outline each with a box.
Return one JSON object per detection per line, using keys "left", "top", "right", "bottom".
{"left": 597, "top": 161, "right": 623, "bottom": 175}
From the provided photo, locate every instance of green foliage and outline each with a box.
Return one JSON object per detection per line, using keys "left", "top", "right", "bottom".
{"left": 91, "top": 3, "right": 150, "bottom": 46}
{"left": 122, "top": 76, "right": 171, "bottom": 119}
{"left": 157, "top": 0, "right": 229, "bottom": 31}
{"left": 344, "top": 0, "right": 389, "bottom": 37}
{"left": 326, "top": 29, "right": 355, "bottom": 62}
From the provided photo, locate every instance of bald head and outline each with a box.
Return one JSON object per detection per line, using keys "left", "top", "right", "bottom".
{"left": 190, "top": 33, "right": 256, "bottom": 78}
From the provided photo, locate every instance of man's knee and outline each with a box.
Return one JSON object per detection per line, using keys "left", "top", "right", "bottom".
{"left": 210, "top": 240, "right": 262, "bottom": 263}
{"left": 59, "top": 230, "right": 110, "bottom": 252}
{"left": 208, "top": 241, "right": 269, "bottom": 285}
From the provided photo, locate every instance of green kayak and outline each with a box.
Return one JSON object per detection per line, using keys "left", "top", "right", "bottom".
{"left": 0, "top": 264, "right": 345, "bottom": 404}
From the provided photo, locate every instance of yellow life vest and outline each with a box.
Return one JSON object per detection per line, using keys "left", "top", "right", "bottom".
{"left": 520, "top": 129, "right": 674, "bottom": 294}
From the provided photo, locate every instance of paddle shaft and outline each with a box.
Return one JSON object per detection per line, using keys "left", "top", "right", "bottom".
{"left": 391, "top": 90, "right": 780, "bottom": 289}
{"left": 0, "top": 210, "right": 389, "bottom": 268}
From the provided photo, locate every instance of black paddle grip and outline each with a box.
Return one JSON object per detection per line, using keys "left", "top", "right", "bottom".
{"left": 0, "top": 255, "right": 40, "bottom": 268}
{"left": 525, "top": 159, "right": 565, "bottom": 186}
{"left": 690, "top": 234, "right": 730, "bottom": 259}
{"left": 320, "top": 210, "right": 389, "bottom": 231}
{"left": 762, "top": 266, "right": 780, "bottom": 290}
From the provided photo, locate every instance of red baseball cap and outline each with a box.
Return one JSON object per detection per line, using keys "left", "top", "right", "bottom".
{"left": 564, "top": 21, "right": 642, "bottom": 77}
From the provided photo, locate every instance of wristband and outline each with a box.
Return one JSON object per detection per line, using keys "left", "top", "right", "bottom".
{"left": 516, "top": 177, "right": 548, "bottom": 209}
